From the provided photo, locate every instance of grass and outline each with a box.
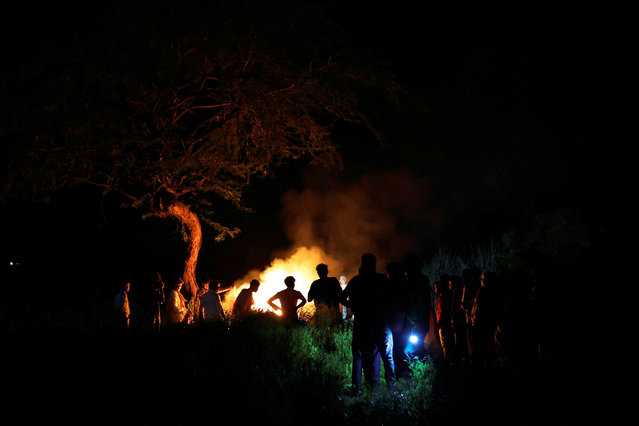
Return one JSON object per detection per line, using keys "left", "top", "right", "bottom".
{"left": 3, "top": 311, "right": 437, "bottom": 425}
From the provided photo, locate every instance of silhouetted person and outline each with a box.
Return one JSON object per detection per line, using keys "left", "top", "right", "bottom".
{"left": 491, "top": 269, "right": 535, "bottom": 372}
{"left": 148, "top": 272, "right": 165, "bottom": 331}
{"left": 449, "top": 275, "right": 468, "bottom": 364}
{"left": 137, "top": 272, "right": 164, "bottom": 330}
{"left": 404, "top": 256, "right": 431, "bottom": 359}
{"left": 471, "top": 271, "right": 500, "bottom": 369}
{"left": 113, "top": 280, "right": 131, "bottom": 329}
{"left": 167, "top": 279, "right": 192, "bottom": 324}
{"left": 434, "top": 280, "right": 454, "bottom": 362}
{"left": 192, "top": 280, "right": 207, "bottom": 322}
{"left": 268, "top": 276, "right": 307, "bottom": 324}
{"left": 462, "top": 266, "right": 482, "bottom": 357}
{"left": 308, "top": 263, "right": 343, "bottom": 327}
{"left": 199, "top": 278, "right": 229, "bottom": 322}
{"left": 386, "top": 261, "right": 411, "bottom": 379}
{"left": 233, "top": 279, "right": 260, "bottom": 318}
{"left": 341, "top": 253, "right": 395, "bottom": 392}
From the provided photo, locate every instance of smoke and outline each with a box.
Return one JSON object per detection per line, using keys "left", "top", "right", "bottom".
{"left": 280, "top": 169, "right": 433, "bottom": 278}
{"left": 223, "top": 169, "right": 435, "bottom": 314}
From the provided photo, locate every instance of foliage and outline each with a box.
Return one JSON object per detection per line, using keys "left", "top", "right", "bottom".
{"left": 424, "top": 240, "right": 507, "bottom": 279}
{"left": 341, "top": 355, "right": 435, "bottom": 426}
{"left": 1, "top": 1, "right": 404, "bottom": 241}
{"left": 501, "top": 208, "right": 591, "bottom": 270}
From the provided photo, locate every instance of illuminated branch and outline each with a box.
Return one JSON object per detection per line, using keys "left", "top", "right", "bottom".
{"left": 76, "top": 178, "right": 141, "bottom": 204}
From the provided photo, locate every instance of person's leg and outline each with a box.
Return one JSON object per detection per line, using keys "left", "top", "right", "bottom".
{"left": 364, "top": 342, "right": 381, "bottom": 389}
{"left": 380, "top": 328, "right": 395, "bottom": 384}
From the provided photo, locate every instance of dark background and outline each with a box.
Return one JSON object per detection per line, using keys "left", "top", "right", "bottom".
{"left": 0, "top": 2, "right": 632, "bottom": 423}
{"left": 0, "top": 1, "right": 626, "bottom": 313}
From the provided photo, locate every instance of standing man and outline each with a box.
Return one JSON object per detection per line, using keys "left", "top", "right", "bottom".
{"left": 434, "top": 279, "right": 454, "bottom": 362}
{"left": 404, "top": 256, "right": 432, "bottom": 358}
{"left": 268, "top": 276, "right": 307, "bottom": 324}
{"left": 114, "top": 280, "right": 131, "bottom": 329}
{"left": 341, "top": 253, "right": 395, "bottom": 392}
{"left": 471, "top": 271, "right": 500, "bottom": 369}
{"left": 199, "top": 278, "right": 229, "bottom": 322}
{"left": 307, "top": 263, "right": 343, "bottom": 327}
{"left": 143, "top": 272, "right": 165, "bottom": 331}
{"left": 386, "top": 261, "right": 411, "bottom": 379}
{"left": 233, "top": 279, "right": 260, "bottom": 318}
{"left": 167, "top": 279, "right": 192, "bottom": 324}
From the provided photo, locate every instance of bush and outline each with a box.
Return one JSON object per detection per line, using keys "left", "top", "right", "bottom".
{"left": 424, "top": 240, "right": 507, "bottom": 279}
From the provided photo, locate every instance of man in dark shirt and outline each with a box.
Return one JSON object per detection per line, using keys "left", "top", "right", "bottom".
{"left": 341, "top": 253, "right": 395, "bottom": 392}
{"left": 308, "top": 263, "right": 343, "bottom": 327}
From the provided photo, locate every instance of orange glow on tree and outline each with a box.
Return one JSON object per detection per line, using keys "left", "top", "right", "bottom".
{"left": 166, "top": 202, "right": 202, "bottom": 297}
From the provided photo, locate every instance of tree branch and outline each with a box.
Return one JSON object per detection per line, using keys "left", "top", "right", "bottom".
{"left": 76, "top": 178, "right": 141, "bottom": 203}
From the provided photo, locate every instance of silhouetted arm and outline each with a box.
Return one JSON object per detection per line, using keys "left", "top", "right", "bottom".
{"left": 296, "top": 292, "right": 307, "bottom": 310}
{"left": 307, "top": 282, "right": 316, "bottom": 302}
{"left": 267, "top": 294, "right": 281, "bottom": 312}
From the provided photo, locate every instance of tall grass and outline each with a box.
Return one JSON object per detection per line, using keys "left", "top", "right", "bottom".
{"left": 424, "top": 239, "right": 507, "bottom": 280}
{"left": 194, "top": 313, "right": 437, "bottom": 425}
{"left": 5, "top": 295, "right": 436, "bottom": 424}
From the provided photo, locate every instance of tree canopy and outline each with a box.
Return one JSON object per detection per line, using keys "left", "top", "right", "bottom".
{"left": 1, "top": 1, "right": 407, "bottom": 295}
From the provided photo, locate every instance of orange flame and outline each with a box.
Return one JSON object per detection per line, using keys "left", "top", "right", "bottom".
{"left": 222, "top": 246, "right": 349, "bottom": 318}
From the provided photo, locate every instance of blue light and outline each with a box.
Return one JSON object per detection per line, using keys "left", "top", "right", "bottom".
{"left": 409, "top": 334, "right": 419, "bottom": 344}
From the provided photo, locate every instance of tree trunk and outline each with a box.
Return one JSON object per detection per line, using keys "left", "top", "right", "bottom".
{"left": 167, "top": 202, "right": 202, "bottom": 298}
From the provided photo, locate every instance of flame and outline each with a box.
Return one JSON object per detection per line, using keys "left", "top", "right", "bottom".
{"left": 222, "top": 246, "right": 348, "bottom": 318}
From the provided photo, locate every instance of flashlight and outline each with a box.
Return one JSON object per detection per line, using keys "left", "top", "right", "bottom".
{"left": 409, "top": 333, "right": 419, "bottom": 344}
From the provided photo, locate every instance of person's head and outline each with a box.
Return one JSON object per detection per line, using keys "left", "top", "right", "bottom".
{"left": 123, "top": 281, "right": 131, "bottom": 292}
{"left": 201, "top": 280, "right": 210, "bottom": 291}
{"left": 212, "top": 279, "right": 221, "bottom": 289}
{"left": 249, "top": 279, "right": 260, "bottom": 292}
{"left": 316, "top": 263, "right": 328, "bottom": 278}
{"left": 284, "top": 276, "right": 295, "bottom": 288}
{"left": 360, "top": 253, "right": 376, "bottom": 273}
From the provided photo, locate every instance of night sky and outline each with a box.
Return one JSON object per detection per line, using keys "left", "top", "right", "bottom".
{"left": 1, "top": 2, "right": 625, "bottom": 305}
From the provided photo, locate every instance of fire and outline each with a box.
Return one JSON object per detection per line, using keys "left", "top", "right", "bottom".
{"left": 222, "top": 246, "right": 348, "bottom": 318}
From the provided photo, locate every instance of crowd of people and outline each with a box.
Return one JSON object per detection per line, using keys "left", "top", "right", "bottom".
{"left": 113, "top": 252, "right": 545, "bottom": 393}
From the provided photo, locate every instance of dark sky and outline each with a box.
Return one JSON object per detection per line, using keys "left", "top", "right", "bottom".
{"left": 0, "top": 1, "right": 625, "bottom": 297}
